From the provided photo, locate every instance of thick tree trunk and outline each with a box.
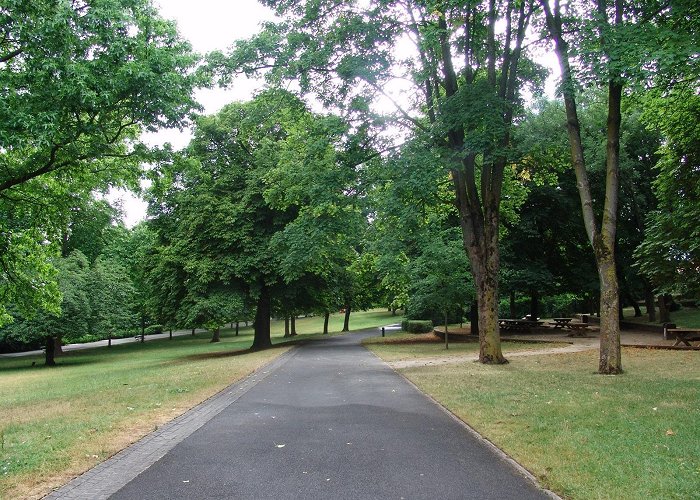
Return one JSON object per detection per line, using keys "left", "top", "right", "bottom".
{"left": 644, "top": 284, "right": 656, "bottom": 322}
{"left": 252, "top": 287, "right": 272, "bottom": 350}
{"left": 658, "top": 295, "right": 670, "bottom": 323}
{"left": 342, "top": 304, "right": 351, "bottom": 332}
{"left": 323, "top": 311, "right": 330, "bottom": 335}
{"left": 598, "top": 257, "right": 622, "bottom": 374}
{"left": 284, "top": 317, "right": 290, "bottom": 338}
{"left": 210, "top": 327, "right": 221, "bottom": 343}
{"left": 529, "top": 290, "right": 539, "bottom": 320}
{"left": 44, "top": 336, "right": 56, "bottom": 367}
{"left": 53, "top": 336, "right": 63, "bottom": 356}
{"left": 476, "top": 273, "right": 506, "bottom": 364}
{"left": 290, "top": 316, "right": 297, "bottom": 336}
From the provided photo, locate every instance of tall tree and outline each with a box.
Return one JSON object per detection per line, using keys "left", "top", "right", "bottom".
{"left": 149, "top": 89, "right": 361, "bottom": 349}
{"left": 215, "top": 0, "right": 542, "bottom": 363}
{"left": 539, "top": 0, "right": 698, "bottom": 373}
{"left": 0, "top": 0, "right": 200, "bottom": 325}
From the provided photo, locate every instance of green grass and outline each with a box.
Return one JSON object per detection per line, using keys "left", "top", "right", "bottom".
{"left": 622, "top": 305, "right": 700, "bottom": 328}
{"left": 363, "top": 332, "right": 566, "bottom": 362}
{"left": 0, "top": 308, "right": 398, "bottom": 499}
{"left": 367, "top": 342, "right": 700, "bottom": 499}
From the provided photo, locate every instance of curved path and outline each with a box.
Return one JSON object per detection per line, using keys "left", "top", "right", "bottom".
{"left": 47, "top": 329, "right": 556, "bottom": 500}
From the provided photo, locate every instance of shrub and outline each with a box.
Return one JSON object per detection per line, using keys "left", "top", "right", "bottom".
{"left": 144, "top": 324, "right": 164, "bottom": 336}
{"left": 402, "top": 320, "right": 434, "bottom": 334}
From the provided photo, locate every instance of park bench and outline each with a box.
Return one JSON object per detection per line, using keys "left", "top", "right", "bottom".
{"left": 565, "top": 322, "right": 590, "bottom": 337}
{"left": 663, "top": 325, "right": 700, "bottom": 347}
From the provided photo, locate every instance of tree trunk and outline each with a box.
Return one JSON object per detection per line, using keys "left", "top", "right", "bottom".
{"left": 140, "top": 314, "right": 145, "bottom": 343}
{"left": 108, "top": 333, "right": 112, "bottom": 347}
{"left": 235, "top": 321, "right": 239, "bottom": 336}
{"left": 44, "top": 336, "right": 56, "bottom": 367}
{"left": 444, "top": 310, "right": 449, "bottom": 350}
{"left": 323, "top": 311, "right": 330, "bottom": 335}
{"left": 598, "top": 257, "right": 622, "bottom": 374}
{"left": 210, "top": 327, "right": 221, "bottom": 343}
{"left": 540, "top": 0, "right": 623, "bottom": 374}
{"left": 529, "top": 290, "right": 539, "bottom": 320}
{"left": 191, "top": 328, "right": 195, "bottom": 336}
{"left": 284, "top": 317, "right": 290, "bottom": 338}
{"left": 342, "top": 304, "right": 351, "bottom": 332}
{"left": 644, "top": 283, "right": 656, "bottom": 322}
{"left": 169, "top": 328, "right": 173, "bottom": 340}
{"left": 476, "top": 271, "right": 506, "bottom": 364}
{"left": 290, "top": 316, "right": 297, "bottom": 336}
{"left": 509, "top": 290, "right": 516, "bottom": 319}
{"left": 53, "top": 336, "right": 64, "bottom": 356}
{"left": 470, "top": 300, "right": 479, "bottom": 336}
{"left": 252, "top": 286, "right": 272, "bottom": 350}
{"left": 658, "top": 295, "right": 670, "bottom": 323}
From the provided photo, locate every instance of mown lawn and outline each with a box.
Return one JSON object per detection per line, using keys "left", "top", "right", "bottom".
{"left": 367, "top": 341, "right": 699, "bottom": 499}
{"left": 0, "top": 309, "right": 398, "bottom": 499}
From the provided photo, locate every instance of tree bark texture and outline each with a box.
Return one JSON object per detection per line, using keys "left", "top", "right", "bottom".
{"left": 290, "top": 316, "right": 297, "bottom": 336}
{"left": 210, "top": 327, "right": 221, "bottom": 343}
{"left": 44, "top": 336, "right": 56, "bottom": 367}
{"left": 342, "top": 304, "right": 351, "bottom": 332}
{"left": 323, "top": 311, "right": 330, "bottom": 335}
{"left": 252, "top": 286, "right": 272, "bottom": 350}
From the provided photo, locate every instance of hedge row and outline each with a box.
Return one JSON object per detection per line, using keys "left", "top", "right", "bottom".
{"left": 401, "top": 320, "right": 434, "bottom": 334}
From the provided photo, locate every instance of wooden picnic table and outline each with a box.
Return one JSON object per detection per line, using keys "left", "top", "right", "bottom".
{"left": 551, "top": 317, "right": 573, "bottom": 329}
{"left": 664, "top": 327, "right": 700, "bottom": 347}
{"left": 499, "top": 319, "right": 543, "bottom": 331}
{"left": 565, "top": 322, "right": 590, "bottom": 337}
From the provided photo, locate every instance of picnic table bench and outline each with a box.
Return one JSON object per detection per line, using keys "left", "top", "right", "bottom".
{"left": 550, "top": 317, "right": 573, "bottom": 329}
{"left": 565, "top": 322, "right": 590, "bottom": 337}
{"left": 499, "top": 319, "right": 543, "bottom": 331}
{"left": 663, "top": 326, "right": 700, "bottom": 347}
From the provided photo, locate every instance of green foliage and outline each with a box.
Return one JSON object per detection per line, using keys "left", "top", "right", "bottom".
{"left": 635, "top": 86, "right": 700, "bottom": 296}
{"left": 0, "top": 0, "right": 200, "bottom": 325}
{"left": 401, "top": 320, "right": 434, "bottom": 334}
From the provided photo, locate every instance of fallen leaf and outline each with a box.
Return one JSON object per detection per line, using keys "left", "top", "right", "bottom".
{"left": 666, "top": 429, "right": 675, "bottom": 436}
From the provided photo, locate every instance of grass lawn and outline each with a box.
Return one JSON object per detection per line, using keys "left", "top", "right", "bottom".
{"left": 364, "top": 332, "right": 567, "bottom": 363}
{"left": 0, "top": 308, "right": 397, "bottom": 499}
{"left": 622, "top": 305, "right": 700, "bottom": 329}
{"left": 367, "top": 341, "right": 700, "bottom": 499}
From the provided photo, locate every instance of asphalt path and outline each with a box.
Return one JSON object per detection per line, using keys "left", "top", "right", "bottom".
{"left": 106, "top": 329, "right": 553, "bottom": 500}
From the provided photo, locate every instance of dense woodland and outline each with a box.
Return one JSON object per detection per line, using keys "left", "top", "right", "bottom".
{"left": 1, "top": 0, "right": 698, "bottom": 374}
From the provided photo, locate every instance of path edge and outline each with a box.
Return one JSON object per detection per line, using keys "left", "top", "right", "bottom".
{"left": 44, "top": 345, "right": 300, "bottom": 500}
{"left": 364, "top": 346, "right": 562, "bottom": 500}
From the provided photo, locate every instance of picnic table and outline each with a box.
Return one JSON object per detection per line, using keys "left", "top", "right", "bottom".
{"left": 498, "top": 319, "right": 543, "bottom": 331}
{"left": 551, "top": 317, "right": 573, "bottom": 329}
{"left": 664, "top": 326, "right": 700, "bottom": 347}
{"left": 565, "top": 322, "right": 590, "bottom": 337}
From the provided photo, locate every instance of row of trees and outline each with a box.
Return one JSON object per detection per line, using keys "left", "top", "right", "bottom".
{"left": 1, "top": 1, "right": 697, "bottom": 375}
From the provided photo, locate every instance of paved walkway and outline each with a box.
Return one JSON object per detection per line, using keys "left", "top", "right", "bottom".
{"left": 46, "top": 329, "right": 556, "bottom": 500}
{"left": 0, "top": 329, "right": 209, "bottom": 358}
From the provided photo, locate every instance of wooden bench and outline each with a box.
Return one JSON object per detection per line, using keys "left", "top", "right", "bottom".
{"left": 663, "top": 326, "right": 700, "bottom": 347}
{"left": 565, "top": 322, "right": 589, "bottom": 337}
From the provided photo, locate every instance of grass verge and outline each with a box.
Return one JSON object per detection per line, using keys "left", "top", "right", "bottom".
{"left": 367, "top": 341, "right": 700, "bottom": 499}
{"left": 0, "top": 309, "right": 398, "bottom": 499}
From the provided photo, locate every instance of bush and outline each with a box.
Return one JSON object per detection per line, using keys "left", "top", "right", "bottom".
{"left": 402, "top": 320, "right": 434, "bottom": 333}
{"left": 144, "top": 324, "right": 164, "bottom": 336}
